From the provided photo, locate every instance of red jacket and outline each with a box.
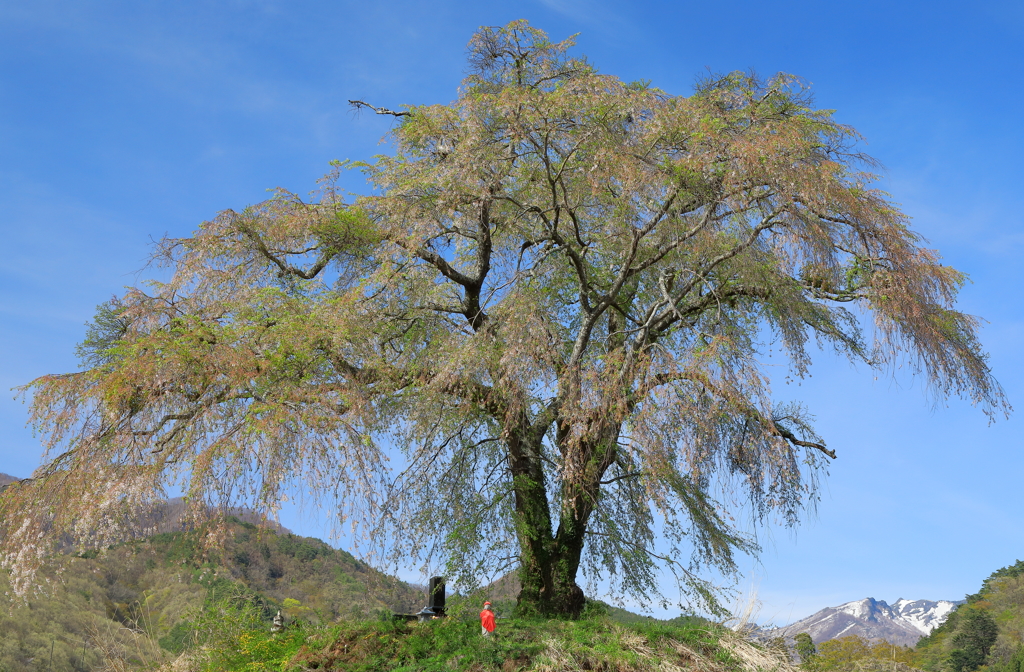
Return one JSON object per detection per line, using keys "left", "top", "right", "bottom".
{"left": 480, "top": 608, "right": 496, "bottom": 632}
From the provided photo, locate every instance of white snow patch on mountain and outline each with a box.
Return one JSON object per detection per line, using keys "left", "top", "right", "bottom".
{"left": 772, "top": 597, "right": 961, "bottom": 646}
{"left": 891, "top": 598, "right": 959, "bottom": 635}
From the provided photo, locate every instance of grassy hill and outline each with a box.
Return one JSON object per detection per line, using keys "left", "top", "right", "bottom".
{"left": 0, "top": 515, "right": 422, "bottom": 672}
{"left": 149, "top": 599, "right": 788, "bottom": 672}
{"left": 0, "top": 498, "right": 782, "bottom": 672}
{"left": 0, "top": 488, "right": 740, "bottom": 672}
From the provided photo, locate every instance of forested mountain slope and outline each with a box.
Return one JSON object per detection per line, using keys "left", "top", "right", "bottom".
{"left": 0, "top": 516, "right": 422, "bottom": 672}
{"left": 914, "top": 560, "right": 1024, "bottom": 672}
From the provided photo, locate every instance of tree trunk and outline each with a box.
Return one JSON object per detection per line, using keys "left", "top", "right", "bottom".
{"left": 508, "top": 428, "right": 610, "bottom": 618}
{"left": 507, "top": 428, "right": 587, "bottom": 617}
{"left": 513, "top": 509, "right": 587, "bottom": 617}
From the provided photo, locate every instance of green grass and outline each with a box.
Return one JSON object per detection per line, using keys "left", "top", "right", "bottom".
{"left": 188, "top": 609, "right": 755, "bottom": 672}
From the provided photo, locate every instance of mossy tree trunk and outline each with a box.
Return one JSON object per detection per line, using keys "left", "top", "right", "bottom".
{"left": 508, "top": 425, "right": 619, "bottom": 617}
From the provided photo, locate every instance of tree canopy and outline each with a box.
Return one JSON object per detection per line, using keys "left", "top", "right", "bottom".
{"left": 1, "top": 21, "right": 1007, "bottom": 616}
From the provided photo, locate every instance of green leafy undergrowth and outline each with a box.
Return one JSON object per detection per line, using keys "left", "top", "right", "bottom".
{"left": 190, "top": 611, "right": 757, "bottom": 672}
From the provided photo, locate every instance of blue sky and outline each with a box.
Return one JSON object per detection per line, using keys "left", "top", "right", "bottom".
{"left": 2, "top": 0, "right": 1022, "bottom": 624}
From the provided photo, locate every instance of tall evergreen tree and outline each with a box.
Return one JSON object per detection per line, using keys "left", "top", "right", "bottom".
{"left": 948, "top": 610, "right": 998, "bottom": 672}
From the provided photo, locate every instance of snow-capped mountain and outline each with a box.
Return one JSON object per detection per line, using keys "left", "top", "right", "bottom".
{"left": 773, "top": 597, "right": 959, "bottom": 646}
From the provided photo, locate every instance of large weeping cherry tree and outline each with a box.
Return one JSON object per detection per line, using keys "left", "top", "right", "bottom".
{"left": 1, "top": 21, "right": 1007, "bottom": 616}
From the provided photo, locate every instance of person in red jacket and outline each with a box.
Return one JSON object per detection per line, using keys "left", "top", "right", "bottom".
{"left": 480, "top": 601, "right": 496, "bottom": 637}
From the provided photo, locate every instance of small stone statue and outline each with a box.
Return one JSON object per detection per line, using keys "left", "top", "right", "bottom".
{"left": 271, "top": 610, "right": 284, "bottom": 633}
{"left": 480, "top": 601, "right": 495, "bottom": 637}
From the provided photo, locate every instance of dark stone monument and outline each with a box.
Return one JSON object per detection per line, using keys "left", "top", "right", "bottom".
{"left": 391, "top": 575, "right": 447, "bottom": 622}
{"left": 428, "top": 576, "right": 446, "bottom": 617}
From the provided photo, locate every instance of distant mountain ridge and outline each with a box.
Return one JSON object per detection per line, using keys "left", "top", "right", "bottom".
{"left": 0, "top": 514, "right": 424, "bottom": 672}
{"left": 774, "top": 597, "right": 960, "bottom": 646}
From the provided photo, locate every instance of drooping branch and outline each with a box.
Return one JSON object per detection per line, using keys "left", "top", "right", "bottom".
{"left": 636, "top": 369, "right": 837, "bottom": 460}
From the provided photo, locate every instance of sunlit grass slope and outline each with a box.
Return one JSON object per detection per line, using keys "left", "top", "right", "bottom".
{"left": 175, "top": 603, "right": 792, "bottom": 672}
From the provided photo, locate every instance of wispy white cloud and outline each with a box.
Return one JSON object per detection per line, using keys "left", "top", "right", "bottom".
{"left": 535, "top": 0, "right": 629, "bottom": 32}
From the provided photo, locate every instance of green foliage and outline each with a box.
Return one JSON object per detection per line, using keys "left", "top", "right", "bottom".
{"left": 804, "top": 635, "right": 918, "bottom": 672}
{"left": 580, "top": 597, "right": 611, "bottom": 619}
{"left": 191, "top": 582, "right": 304, "bottom": 671}
{"left": 276, "top": 533, "right": 332, "bottom": 563}
{"left": 966, "top": 560, "right": 1024, "bottom": 604}
{"left": 74, "top": 297, "right": 130, "bottom": 368}
{"left": 993, "top": 644, "right": 1024, "bottom": 672}
{"left": 795, "top": 632, "right": 817, "bottom": 663}
{"left": 158, "top": 620, "right": 195, "bottom": 654}
{"left": 947, "top": 610, "right": 998, "bottom": 672}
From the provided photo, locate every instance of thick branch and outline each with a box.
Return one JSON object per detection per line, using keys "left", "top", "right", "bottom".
{"left": 348, "top": 99, "right": 412, "bottom": 117}
{"left": 237, "top": 224, "right": 333, "bottom": 279}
